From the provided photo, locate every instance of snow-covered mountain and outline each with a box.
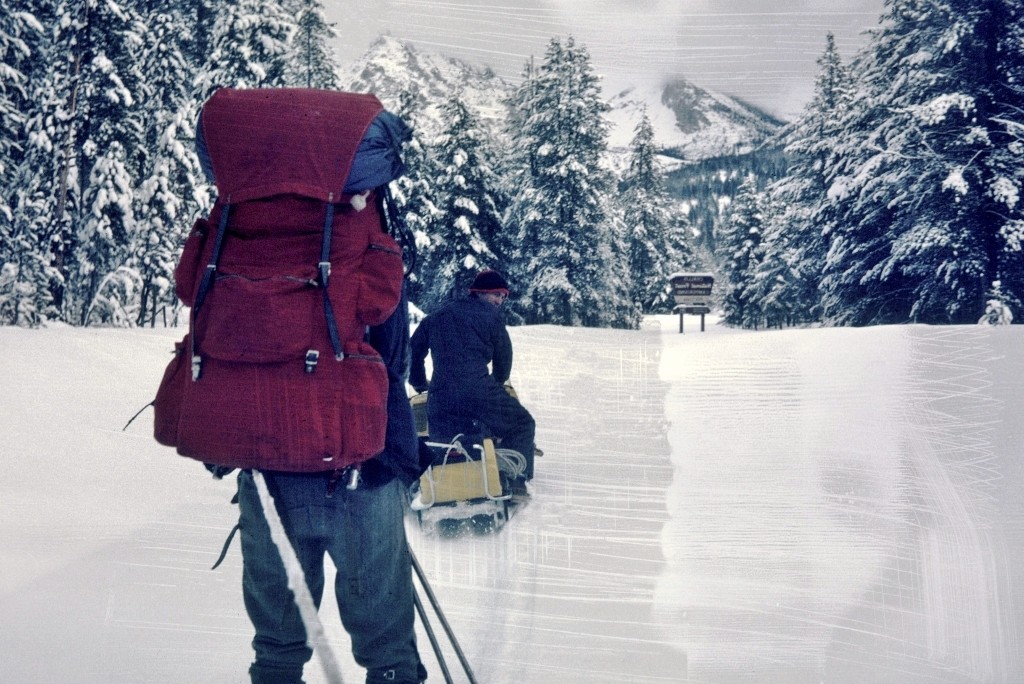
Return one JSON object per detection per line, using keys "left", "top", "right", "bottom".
{"left": 338, "top": 35, "right": 512, "bottom": 135}
{"left": 338, "top": 36, "right": 783, "bottom": 162}
{"left": 606, "top": 79, "right": 786, "bottom": 161}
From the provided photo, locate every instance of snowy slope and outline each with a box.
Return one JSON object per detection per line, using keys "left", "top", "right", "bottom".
{"left": 1, "top": 318, "right": 1022, "bottom": 683}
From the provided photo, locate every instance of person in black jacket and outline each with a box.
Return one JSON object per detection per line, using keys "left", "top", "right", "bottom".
{"left": 409, "top": 270, "right": 536, "bottom": 493}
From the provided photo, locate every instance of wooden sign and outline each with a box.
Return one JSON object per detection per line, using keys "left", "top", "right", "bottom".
{"left": 670, "top": 273, "right": 714, "bottom": 307}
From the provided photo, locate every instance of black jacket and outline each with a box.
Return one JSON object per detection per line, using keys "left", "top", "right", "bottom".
{"left": 409, "top": 296, "right": 512, "bottom": 401}
{"left": 364, "top": 287, "right": 421, "bottom": 486}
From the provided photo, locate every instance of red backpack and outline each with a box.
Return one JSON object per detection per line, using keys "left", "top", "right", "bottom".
{"left": 154, "top": 88, "right": 406, "bottom": 472}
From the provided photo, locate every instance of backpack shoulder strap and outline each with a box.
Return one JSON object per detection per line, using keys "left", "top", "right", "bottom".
{"left": 193, "top": 200, "right": 231, "bottom": 314}
{"left": 316, "top": 196, "right": 345, "bottom": 368}
{"left": 189, "top": 200, "right": 231, "bottom": 380}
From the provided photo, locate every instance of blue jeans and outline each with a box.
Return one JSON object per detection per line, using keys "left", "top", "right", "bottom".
{"left": 237, "top": 471, "right": 424, "bottom": 684}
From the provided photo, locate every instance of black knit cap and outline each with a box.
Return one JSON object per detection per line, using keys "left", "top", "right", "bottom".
{"left": 469, "top": 269, "right": 509, "bottom": 295}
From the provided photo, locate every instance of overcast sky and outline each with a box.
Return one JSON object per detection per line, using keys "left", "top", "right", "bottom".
{"left": 327, "top": 0, "right": 886, "bottom": 119}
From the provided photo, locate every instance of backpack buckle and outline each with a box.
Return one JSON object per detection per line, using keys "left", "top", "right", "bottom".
{"left": 304, "top": 349, "right": 319, "bottom": 373}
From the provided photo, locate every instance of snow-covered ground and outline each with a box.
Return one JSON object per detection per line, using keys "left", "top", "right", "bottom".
{"left": 2, "top": 315, "right": 1022, "bottom": 683}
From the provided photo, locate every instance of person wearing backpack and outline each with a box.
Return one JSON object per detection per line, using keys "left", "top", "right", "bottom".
{"left": 236, "top": 287, "right": 427, "bottom": 684}
{"left": 155, "top": 89, "right": 427, "bottom": 684}
{"left": 409, "top": 269, "right": 537, "bottom": 495}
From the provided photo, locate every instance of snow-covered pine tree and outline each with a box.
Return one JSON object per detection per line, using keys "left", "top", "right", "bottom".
{"left": 417, "top": 94, "right": 505, "bottom": 311}
{"left": 281, "top": 0, "right": 339, "bottom": 89}
{"left": 820, "top": 0, "right": 1024, "bottom": 325}
{"left": 717, "top": 175, "right": 766, "bottom": 328}
{"left": 744, "top": 191, "right": 792, "bottom": 328}
{"left": 755, "top": 33, "right": 855, "bottom": 327}
{"left": 492, "top": 58, "right": 535, "bottom": 291}
{"left": 193, "top": 0, "right": 294, "bottom": 102}
{"left": 180, "top": 0, "right": 217, "bottom": 68}
{"left": 71, "top": 2, "right": 153, "bottom": 326}
{"left": 979, "top": 279, "right": 1013, "bottom": 325}
{"left": 21, "top": 0, "right": 149, "bottom": 326}
{"left": 0, "top": 3, "right": 43, "bottom": 325}
{"left": 7, "top": 0, "right": 78, "bottom": 325}
{"left": 131, "top": 5, "right": 209, "bottom": 328}
{"left": 621, "top": 108, "right": 694, "bottom": 315}
{"left": 0, "top": 4, "right": 31, "bottom": 228}
{"left": 80, "top": 140, "right": 139, "bottom": 326}
{"left": 602, "top": 190, "right": 636, "bottom": 328}
{"left": 390, "top": 89, "right": 442, "bottom": 309}
{"left": 988, "top": 0, "right": 1024, "bottom": 318}
{"left": 504, "top": 36, "right": 631, "bottom": 328}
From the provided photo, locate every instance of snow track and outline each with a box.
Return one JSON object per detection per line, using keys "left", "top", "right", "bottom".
{"left": 407, "top": 324, "right": 686, "bottom": 683}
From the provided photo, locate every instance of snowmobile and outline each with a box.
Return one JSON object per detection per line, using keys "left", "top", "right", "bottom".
{"left": 408, "top": 391, "right": 530, "bottom": 535}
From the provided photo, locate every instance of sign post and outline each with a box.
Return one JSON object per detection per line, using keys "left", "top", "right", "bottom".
{"left": 670, "top": 273, "right": 714, "bottom": 333}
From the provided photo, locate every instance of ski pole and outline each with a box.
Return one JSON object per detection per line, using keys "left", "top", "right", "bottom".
{"left": 253, "top": 470, "right": 345, "bottom": 684}
{"left": 408, "top": 546, "right": 479, "bottom": 684}
{"left": 413, "top": 586, "right": 455, "bottom": 684}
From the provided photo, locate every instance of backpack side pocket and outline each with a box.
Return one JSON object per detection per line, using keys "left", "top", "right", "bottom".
{"left": 153, "top": 335, "right": 189, "bottom": 447}
{"left": 355, "top": 230, "right": 404, "bottom": 326}
{"left": 174, "top": 219, "right": 211, "bottom": 307}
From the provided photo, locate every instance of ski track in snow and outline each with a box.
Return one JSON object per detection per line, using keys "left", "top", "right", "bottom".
{"left": 398, "top": 324, "right": 686, "bottom": 684}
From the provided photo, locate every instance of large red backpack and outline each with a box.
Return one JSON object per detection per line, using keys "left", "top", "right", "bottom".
{"left": 154, "top": 88, "right": 406, "bottom": 472}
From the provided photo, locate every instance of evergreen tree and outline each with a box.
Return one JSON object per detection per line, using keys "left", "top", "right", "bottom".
{"left": 81, "top": 141, "right": 140, "bottom": 325}
{"left": 0, "top": 3, "right": 42, "bottom": 324}
{"left": 180, "top": 0, "right": 217, "bottom": 68}
{"left": 9, "top": 1, "right": 149, "bottom": 326}
{"left": 390, "top": 89, "right": 442, "bottom": 309}
{"left": 282, "top": 0, "right": 339, "bottom": 89}
{"left": 756, "top": 33, "right": 855, "bottom": 326}
{"left": 820, "top": 0, "right": 1024, "bottom": 325}
{"left": 131, "top": 5, "right": 209, "bottom": 327}
{"left": 0, "top": 4, "right": 31, "bottom": 226}
{"left": 66, "top": 1, "right": 150, "bottom": 326}
{"left": 988, "top": 0, "right": 1024, "bottom": 316}
{"left": 8, "top": 0, "right": 73, "bottom": 324}
{"left": 604, "top": 198, "right": 637, "bottom": 327}
{"left": 717, "top": 175, "right": 766, "bottom": 328}
{"left": 621, "top": 109, "right": 694, "bottom": 315}
{"left": 504, "top": 36, "right": 630, "bottom": 328}
{"left": 194, "top": 0, "right": 294, "bottom": 101}
{"left": 745, "top": 190, "right": 793, "bottom": 328}
{"left": 979, "top": 279, "right": 1013, "bottom": 325}
{"left": 418, "top": 94, "right": 505, "bottom": 310}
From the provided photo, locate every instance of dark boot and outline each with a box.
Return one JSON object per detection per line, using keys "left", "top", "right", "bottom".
{"left": 508, "top": 477, "right": 529, "bottom": 497}
{"left": 366, "top": 662, "right": 428, "bottom": 683}
{"left": 249, "top": 661, "right": 305, "bottom": 684}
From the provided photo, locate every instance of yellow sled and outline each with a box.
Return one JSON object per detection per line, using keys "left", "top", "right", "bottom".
{"left": 418, "top": 437, "right": 504, "bottom": 506}
{"left": 410, "top": 391, "right": 523, "bottom": 534}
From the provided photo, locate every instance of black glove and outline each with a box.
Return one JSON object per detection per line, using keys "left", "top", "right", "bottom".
{"left": 204, "top": 463, "right": 236, "bottom": 479}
